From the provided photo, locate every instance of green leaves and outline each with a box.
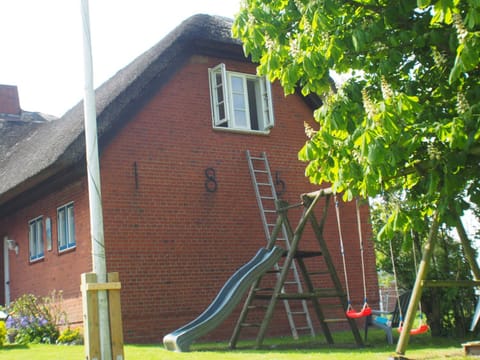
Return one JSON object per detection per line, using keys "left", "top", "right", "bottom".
{"left": 450, "top": 32, "right": 480, "bottom": 83}
{"left": 233, "top": 0, "right": 480, "bottom": 237}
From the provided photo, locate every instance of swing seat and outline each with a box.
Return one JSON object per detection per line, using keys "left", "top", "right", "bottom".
{"left": 365, "top": 291, "right": 412, "bottom": 345}
{"left": 397, "top": 323, "right": 429, "bottom": 335}
{"left": 346, "top": 304, "right": 372, "bottom": 319}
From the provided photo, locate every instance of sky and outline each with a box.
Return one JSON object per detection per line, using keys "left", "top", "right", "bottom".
{"left": 0, "top": 1, "right": 241, "bottom": 117}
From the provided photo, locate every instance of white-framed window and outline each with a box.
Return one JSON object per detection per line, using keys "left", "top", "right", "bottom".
{"left": 28, "top": 216, "right": 44, "bottom": 262}
{"left": 57, "top": 202, "right": 76, "bottom": 252}
{"left": 209, "top": 63, "right": 274, "bottom": 133}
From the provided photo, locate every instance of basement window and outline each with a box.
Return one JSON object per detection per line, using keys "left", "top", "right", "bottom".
{"left": 57, "top": 202, "right": 76, "bottom": 252}
{"left": 28, "top": 216, "right": 44, "bottom": 262}
{"left": 209, "top": 63, "right": 274, "bottom": 133}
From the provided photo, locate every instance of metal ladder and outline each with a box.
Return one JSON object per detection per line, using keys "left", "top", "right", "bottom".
{"left": 245, "top": 150, "right": 314, "bottom": 339}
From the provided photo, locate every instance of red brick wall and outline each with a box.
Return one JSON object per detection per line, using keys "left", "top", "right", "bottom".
{"left": 0, "top": 53, "right": 379, "bottom": 345}
{"left": 99, "top": 54, "right": 379, "bottom": 343}
{"left": 0, "top": 179, "right": 91, "bottom": 327}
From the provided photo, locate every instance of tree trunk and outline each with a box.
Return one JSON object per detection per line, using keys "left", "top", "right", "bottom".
{"left": 424, "top": 288, "right": 442, "bottom": 336}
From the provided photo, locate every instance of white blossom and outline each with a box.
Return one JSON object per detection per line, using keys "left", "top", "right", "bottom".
{"left": 362, "top": 88, "right": 376, "bottom": 119}
{"left": 294, "top": 0, "right": 304, "bottom": 11}
{"left": 452, "top": 13, "right": 468, "bottom": 43}
{"left": 304, "top": 121, "right": 317, "bottom": 139}
{"left": 289, "top": 38, "right": 300, "bottom": 57}
{"left": 456, "top": 91, "right": 470, "bottom": 114}
{"left": 381, "top": 76, "right": 393, "bottom": 100}
{"left": 431, "top": 47, "right": 447, "bottom": 68}
{"left": 265, "top": 35, "right": 275, "bottom": 51}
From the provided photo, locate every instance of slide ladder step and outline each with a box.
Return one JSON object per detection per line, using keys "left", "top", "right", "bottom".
{"left": 290, "top": 311, "right": 308, "bottom": 316}
{"left": 295, "top": 326, "right": 313, "bottom": 331}
{"left": 324, "top": 318, "right": 349, "bottom": 323}
{"left": 240, "top": 323, "right": 261, "bottom": 328}
{"left": 247, "top": 305, "right": 269, "bottom": 310}
{"left": 254, "top": 287, "right": 275, "bottom": 292}
{"left": 307, "top": 271, "right": 331, "bottom": 276}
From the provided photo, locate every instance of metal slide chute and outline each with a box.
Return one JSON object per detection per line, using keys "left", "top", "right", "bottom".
{"left": 163, "top": 246, "right": 284, "bottom": 352}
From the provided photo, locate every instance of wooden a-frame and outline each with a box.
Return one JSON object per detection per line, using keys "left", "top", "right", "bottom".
{"left": 395, "top": 205, "right": 480, "bottom": 357}
{"left": 229, "top": 188, "right": 364, "bottom": 349}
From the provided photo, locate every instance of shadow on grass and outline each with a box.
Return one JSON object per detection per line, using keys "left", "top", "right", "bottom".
{"left": 2, "top": 344, "right": 30, "bottom": 350}
{"left": 188, "top": 328, "right": 471, "bottom": 355}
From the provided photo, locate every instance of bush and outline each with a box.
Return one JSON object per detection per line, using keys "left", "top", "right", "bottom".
{"left": 6, "top": 291, "right": 67, "bottom": 344}
{"left": 57, "top": 327, "right": 83, "bottom": 345}
{"left": 0, "top": 321, "right": 6, "bottom": 346}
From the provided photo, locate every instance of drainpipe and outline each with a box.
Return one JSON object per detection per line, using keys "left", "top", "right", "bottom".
{"left": 3, "top": 236, "right": 10, "bottom": 306}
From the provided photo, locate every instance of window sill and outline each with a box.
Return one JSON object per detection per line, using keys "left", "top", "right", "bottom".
{"left": 29, "top": 257, "right": 45, "bottom": 265}
{"left": 212, "top": 127, "right": 272, "bottom": 136}
{"left": 58, "top": 246, "right": 76, "bottom": 256}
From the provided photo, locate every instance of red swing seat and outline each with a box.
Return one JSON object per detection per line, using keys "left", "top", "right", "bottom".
{"left": 397, "top": 322, "right": 429, "bottom": 335}
{"left": 346, "top": 303, "right": 372, "bottom": 319}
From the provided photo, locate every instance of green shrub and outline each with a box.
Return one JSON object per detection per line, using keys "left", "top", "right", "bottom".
{"left": 57, "top": 327, "right": 83, "bottom": 345}
{"left": 6, "top": 291, "right": 67, "bottom": 344}
{"left": 0, "top": 321, "right": 6, "bottom": 346}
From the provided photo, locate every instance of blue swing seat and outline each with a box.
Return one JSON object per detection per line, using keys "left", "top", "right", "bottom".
{"left": 366, "top": 291, "right": 412, "bottom": 344}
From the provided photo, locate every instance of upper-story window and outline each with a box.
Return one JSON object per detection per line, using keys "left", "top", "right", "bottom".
{"left": 28, "top": 216, "right": 44, "bottom": 262}
{"left": 57, "top": 202, "right": 76, "bottom": 252}
{"left": 209, "top": 63, "right": 274, "bottom": 133}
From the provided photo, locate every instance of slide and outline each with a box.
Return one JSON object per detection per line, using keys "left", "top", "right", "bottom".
{"left": 163, "top": 246, "right": 284, "bottom": 352}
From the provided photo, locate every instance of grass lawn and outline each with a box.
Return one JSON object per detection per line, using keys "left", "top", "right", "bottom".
{"left": 0, "top": 329, "right": 474, "bottom": 359}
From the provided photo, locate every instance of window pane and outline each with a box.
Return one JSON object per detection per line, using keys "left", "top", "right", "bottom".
{"left": 218, "top": 104, "right": 225, "bottom": 121}
{"left": 209, "top": 64, "right": 229, "bottom": 127}
{"left": 67, "top": 205, "right": 75, "bottom": 246}
{"left": 36, "top": 220, "right": 43, "bottom": 256}
{"left": 234, "top": 110, "right": 247, "bottom": 127}
{"left": 231, "top": 76, "right": 244, "bottom": 92}
{"left": 58, "top": 208, "right": 66, "bottom": 249}
{"left": 262, "top": 78, "right": 274, "bottom": 128}
{"left": 233, "top": 93, "right": 245, "bottom": 109}
{"left": 216, "top": 86, "right": 224, "bottom": 103}
{"left": 29, "top": 218, "right": 43, "bottom": 260}
{"left": 231, "top": 75, "right": 249, "bottom": 128}
{"left": 215, "top": 73, "right": 222, "bottom": 86}
{"left": 58, "top": 203, "right": 75, "bottom": 251}
{"left": 29, "top": 223, "right": 36, "bottom": 259}
{"left": 247, "top": 79, "right": 259, "bottom": 130}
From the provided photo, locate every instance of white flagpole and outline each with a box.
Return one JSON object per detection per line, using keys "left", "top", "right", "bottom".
{"left": 80, "top": 1, "right": 112, "bottom": 359}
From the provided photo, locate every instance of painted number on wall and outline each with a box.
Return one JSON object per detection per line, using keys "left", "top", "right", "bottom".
{"left": 204, "top": 167, "right": 218, "bottom": 193}
{"left": 275, "top": 171, "right": 286, "bottom": 197}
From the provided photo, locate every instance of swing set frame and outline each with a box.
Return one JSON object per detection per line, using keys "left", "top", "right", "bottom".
{"left": 394, "top": 204, "right": 480, "bottom": 357}
{"left": 388, "top": 238, "right": 429, "bottom": 337}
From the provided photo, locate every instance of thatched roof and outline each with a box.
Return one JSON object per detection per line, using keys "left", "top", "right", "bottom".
{"left": 0, "top": 14, "right": 243, "bottom": 210}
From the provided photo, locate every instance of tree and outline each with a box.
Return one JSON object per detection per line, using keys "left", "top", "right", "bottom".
{"left": 233, "top": 0, "right": 480, "bottom": 349}
{"left": 233, "top": 0, "right": 480, "bottom": 228}
{"left": 371, "top": 197, "right": 476, "bottom": 337}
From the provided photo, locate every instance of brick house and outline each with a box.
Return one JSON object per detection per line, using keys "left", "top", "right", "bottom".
{"left": 0, "top": 15, "right": 379, "bottom": 343}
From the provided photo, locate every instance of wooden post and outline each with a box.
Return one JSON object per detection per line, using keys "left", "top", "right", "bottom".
{"left": 108, "top": 273, "right": 124, "bottom": 360}
{"left": 81, "top": 272, "right": 124, "bottom": 360}
{"left": 395, "top": 209, "right": 440, "bottom": 356}
{"left": 82, "top": 273, "right": 101, "bottom": 360}
{"left": 454, "top": 213, "right": 480, "bottom": 280}
{"left": 422, "top": 280, "right": 480, "bottom": 287}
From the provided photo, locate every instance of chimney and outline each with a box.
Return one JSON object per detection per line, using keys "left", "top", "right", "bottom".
{"left": 0, "top": 85, "right": 21, "bottom": 116}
